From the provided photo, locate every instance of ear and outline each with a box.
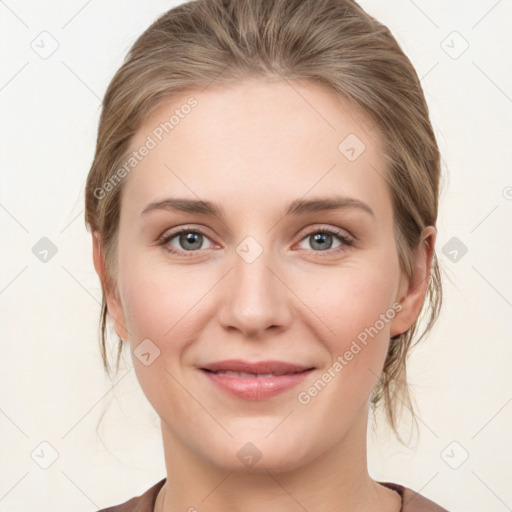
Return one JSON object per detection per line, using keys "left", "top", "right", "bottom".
{"left": 389, "top": 226, "right": 437, "bottom": 338}
{"left": 92, "top": 231, "right": 129, "bottom": 341}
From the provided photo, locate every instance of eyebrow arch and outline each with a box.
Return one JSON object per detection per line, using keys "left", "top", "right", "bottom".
{"left": 141, "top": 195, "right": 375, "bottom": 219}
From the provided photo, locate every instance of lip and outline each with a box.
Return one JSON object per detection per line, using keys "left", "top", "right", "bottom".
{"left": 199, "top": 359, "right": 315, "bottom": 401}
{"left": 200, "top": 359, "right": 313, "bottom": 374}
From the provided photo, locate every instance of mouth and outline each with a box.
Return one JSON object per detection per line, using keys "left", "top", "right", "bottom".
{"left": 198, "top": 360, "right": 315, "bottom": 400}
{"left": 199, "top": 359, "right": 314, "bottom": 374}
{"left": 202, "top": 369, "right": 305, "bottom": 378}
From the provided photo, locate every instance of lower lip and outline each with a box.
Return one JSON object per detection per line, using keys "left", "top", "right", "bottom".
{"left": 200, "top": 369, "right": 313, "bottom": 400}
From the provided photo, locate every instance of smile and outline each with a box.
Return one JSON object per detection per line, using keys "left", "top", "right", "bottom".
{"left": 200, "top": 367, "right": 314, "bottom": 400}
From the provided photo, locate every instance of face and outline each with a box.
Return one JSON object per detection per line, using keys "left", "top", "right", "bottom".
{"left": 95, "top": 78, "right": 434, "bottom": 473}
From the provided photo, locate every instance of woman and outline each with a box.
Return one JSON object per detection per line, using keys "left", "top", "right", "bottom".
{"left": 85, "top": 0, "right": 448, "bottom": 510}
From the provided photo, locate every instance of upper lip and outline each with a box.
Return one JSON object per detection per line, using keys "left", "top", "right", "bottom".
{"left": 200, "top": 359, "right": 314, "bottom": 375}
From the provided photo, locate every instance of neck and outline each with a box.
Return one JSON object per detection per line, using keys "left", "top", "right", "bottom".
{"left": 158, "top": 403, "right": 401, "bottom": 512}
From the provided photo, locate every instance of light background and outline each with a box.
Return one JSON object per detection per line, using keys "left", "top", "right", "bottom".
{"left": 1, "top": 1, "right": 511, "bottom": 511}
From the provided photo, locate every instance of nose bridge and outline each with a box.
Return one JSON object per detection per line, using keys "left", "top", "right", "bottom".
{"left": 219, "top": 234, "right": 291, "bottom": 336}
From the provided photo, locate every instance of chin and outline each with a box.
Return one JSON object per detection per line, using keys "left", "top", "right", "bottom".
{"left": 204, "top": 434, "right": 313, "bottom": 475}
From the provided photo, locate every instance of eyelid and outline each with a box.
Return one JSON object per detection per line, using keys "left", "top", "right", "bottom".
{"left": 158, "top": 224, "right": 215, "bottom": 247}
{"left": 297, "top": 224, "right": 354, "bottom": 243}
{"left": 293, "top": 225, "right": 355, "bottom": 255}
{"left": 159, "top": 223, "right": 354, "bottom": 256}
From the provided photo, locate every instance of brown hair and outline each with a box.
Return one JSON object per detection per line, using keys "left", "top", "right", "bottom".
{"left": 84, "top": 0, "right": 443, "bottom": 445}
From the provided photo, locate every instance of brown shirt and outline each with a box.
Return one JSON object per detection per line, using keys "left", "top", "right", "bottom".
{"left": 96, "top": 478, "right": 450, "bottom": 511}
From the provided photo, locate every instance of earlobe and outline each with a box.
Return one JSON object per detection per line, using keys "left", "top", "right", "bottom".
{"left": 91, "top": 231, "right": 129, "bottom": 340}
{"left": 389, "top": 226, "right": 437, "bottom": 338}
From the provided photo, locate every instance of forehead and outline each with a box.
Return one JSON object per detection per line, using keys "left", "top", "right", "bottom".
{"left": 121, "top": 78, "right": 392, "bottom": 224}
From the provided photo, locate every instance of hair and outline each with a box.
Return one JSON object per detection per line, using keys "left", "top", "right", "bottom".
{"left": 84, "top": 0, "right": 443, "bottom": 445}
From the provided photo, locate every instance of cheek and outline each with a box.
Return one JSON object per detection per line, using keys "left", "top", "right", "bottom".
{"left": 305, "top": 264, "right": 398, "bottom": 391}
{"left": 118, "top": 254, "right": 196, "bottom": 338}
{"left": 116, "top": 259, "right": 202, "bottom": 416}
{"left": 303, "top": 262, "right": 398, "bottom": 343}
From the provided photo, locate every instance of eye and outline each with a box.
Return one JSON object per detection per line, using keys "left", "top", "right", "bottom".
{"left": 296, "top": 227, "right": 354, "bottom": 255}
{"left": 159, "top": 225, "right": 354, "bottom": 257}
{"left": 159, "top": 226, "right": 214, "bottom": 255}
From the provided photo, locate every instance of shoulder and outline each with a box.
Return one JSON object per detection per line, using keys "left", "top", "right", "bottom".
{"left": 379, "top": 481, "right": 450, "bottom": 512}
{"left": 95, "top": 478, "right": 166, "bottom": 512}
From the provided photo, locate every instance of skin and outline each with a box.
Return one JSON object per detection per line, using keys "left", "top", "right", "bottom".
{"left": 92, "top": 77, "right": 436, "bottom": 512}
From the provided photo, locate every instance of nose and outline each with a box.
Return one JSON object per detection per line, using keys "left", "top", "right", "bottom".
{"left": 217, "top": 241, "right": 292, "bottom": 339}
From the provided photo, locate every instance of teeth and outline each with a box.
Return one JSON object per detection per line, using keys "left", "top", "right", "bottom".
{"left": 213, "top": 370, "right": 285, "bottom": 377}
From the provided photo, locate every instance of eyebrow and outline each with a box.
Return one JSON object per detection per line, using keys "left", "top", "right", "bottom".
{"left": 141, "top": 195, "right": 374, "bottom": 219}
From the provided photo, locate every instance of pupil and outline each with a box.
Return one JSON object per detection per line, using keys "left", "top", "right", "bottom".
{"left": 177, "top": 232, "right": 334, "bottom": 252}
{"left": 312, "top": 233, "right": 331, "bottom": 251}
{"left": 181, "top": 232, "right": 202, "bottom": 250}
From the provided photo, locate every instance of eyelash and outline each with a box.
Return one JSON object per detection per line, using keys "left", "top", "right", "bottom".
{"left": 158, "top": 225, "right": 354, "bottom": 257}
